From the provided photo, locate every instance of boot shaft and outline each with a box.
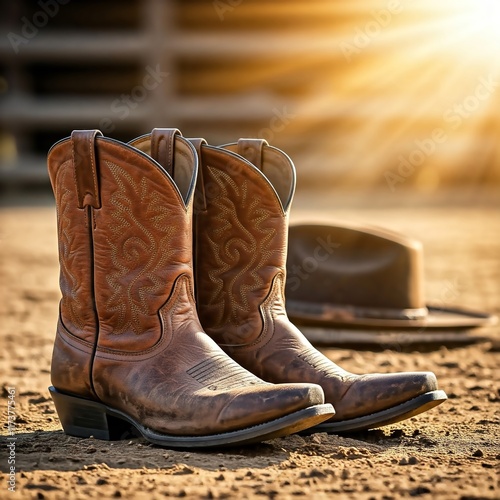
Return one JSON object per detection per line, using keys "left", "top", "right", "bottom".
{"left": 48, "top": 130, "right": 198, "bottom": 352}
{"left": 192, "top": 139, "right": 296, "bottom": 346}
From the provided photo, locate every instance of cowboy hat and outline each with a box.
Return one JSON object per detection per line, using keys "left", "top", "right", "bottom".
{"left": 285, "top": 223, "right": 497, "bottom": 329}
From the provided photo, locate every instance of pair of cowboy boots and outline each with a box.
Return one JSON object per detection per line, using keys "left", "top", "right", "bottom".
{"left": 48, "top": 128, "right": 446, "bottom": 448}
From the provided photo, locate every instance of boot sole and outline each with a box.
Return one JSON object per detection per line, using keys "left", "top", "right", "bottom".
{"left": 301, "top": 389, "right": 447, "bottom": 434}
{"left": 49, "top": 386, "right": 334, "bottom": 448}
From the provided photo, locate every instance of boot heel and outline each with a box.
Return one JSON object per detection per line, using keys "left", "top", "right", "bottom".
{"left": 49, "top": 386, "right": 136, "bottom": 441}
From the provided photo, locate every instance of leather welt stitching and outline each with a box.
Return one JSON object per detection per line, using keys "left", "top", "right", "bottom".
{"left": 71, "top": 136, "right": 81, "bottom": 206}
{"left": 166, "top": 135, "right": 172, "bottom": 176}
{"left": 89, "top": 133, "right": 98, "bottom": 202}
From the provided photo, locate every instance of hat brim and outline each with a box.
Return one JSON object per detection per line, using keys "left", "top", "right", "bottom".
{"left": 286, "top": 302, "right": 497, "bottom": 330}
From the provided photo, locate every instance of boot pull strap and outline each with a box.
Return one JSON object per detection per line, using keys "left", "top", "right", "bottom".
{"left": 71, "top": 130, "right": 103, "bottom": 209}
{"left": 188, "top": 138, "right": 208, "bottom": 212}
{"left": 237, "top": 138, "right": 268, "bottom": 171}
{"left": 150, "top": 128, "right": 181, "bottom": 179}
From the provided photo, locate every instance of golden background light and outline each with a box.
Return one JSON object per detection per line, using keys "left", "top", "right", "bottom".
{"left": 271, "top": 0, "right": 500, "bottom": 192}
{"left": 192, "top": 0, "right": 500, "bottom": 192}
{"left": 1, "top": 0, "right": 499, "bottom": 193}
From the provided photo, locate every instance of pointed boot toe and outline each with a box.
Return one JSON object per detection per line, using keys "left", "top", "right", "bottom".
{"left": 218, "top": 383, "right": 333, "bottom": 438}
{"left": 313, "top": 370, "right": 447, "bottom": 433}
{"left": 334, "top": 371, "right": 438, "bottom": 418}
{"left": 226, "top": 382, "right": 327, "bottom": 424}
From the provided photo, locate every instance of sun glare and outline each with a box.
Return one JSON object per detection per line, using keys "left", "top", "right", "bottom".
{"left": 436, "top": 0, "right": 500, "bottom": 62}
{"left": 288, "top": 0, "right": 500, "bottom": 189}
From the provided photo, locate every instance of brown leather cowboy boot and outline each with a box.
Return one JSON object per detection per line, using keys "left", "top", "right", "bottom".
{"left": 189, "top": 137, "right": 447, "bottom": 433}
{"left": 48, "top": 129, "right": 334, "bottom": 448}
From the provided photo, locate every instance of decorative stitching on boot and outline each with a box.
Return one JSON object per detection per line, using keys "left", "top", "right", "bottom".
{"left": 202, "top": 166, "right": 277, "bottom": 336}
{"left": 103, "top": 161, "right": 178, "bottom": 335}
{"left": 297, "top": 349, "right": 349, "bottom": 380}
{"left": 187, "top": 353, "right": 261, "bottom": 391}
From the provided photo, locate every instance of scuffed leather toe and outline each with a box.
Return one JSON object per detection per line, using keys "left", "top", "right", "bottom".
{"left": 330, "top": 371, "right": 438, "bottom": 421}
{"left": 219, "top": 383, "right": 326, "bottom": 430}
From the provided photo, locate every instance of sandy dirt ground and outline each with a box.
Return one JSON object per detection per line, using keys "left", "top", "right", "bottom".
{"left": 1, "top": 192, "right": 499, "bottom": 499}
